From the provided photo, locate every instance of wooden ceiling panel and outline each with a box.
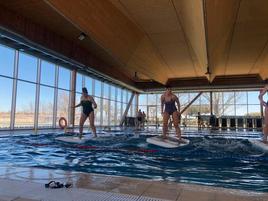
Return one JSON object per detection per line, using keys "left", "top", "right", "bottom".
{"left": 126, "top": 37, "right": 170, "bottom": 83}
{"left": 45, "top": 0, "right": 175, "bottom": 84}
{"left": 117, "top": 0, "right": 180, "bottom": 34}
{"left": 0, "top": 0, "right": 80, "bottom": 40}
{"left": 1, "top": 0, "right": 268, "bottom": 90}
{"left": 150, "top": 32, "right": 196, "bottom": 77}
{"left": 112, "top": 0, "right": 197, "bottom": 79}
{"left": 173, "top": 0, "right": 207, "bottom": 77}
{"left": 205, "top": 0, "right": 241, "bottom": 80}
{"left": 0, "top": 0, "right": 138, "bottom": 83}
{"left": 46, "top": 0, "right": 144, "bottom": 64}
{"left": 226, "top": 0, "right": 268, "bottom": 76}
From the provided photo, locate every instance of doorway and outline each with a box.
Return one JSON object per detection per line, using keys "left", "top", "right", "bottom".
{"left": 147, "top": 105, "right": 157, "bottom": 125}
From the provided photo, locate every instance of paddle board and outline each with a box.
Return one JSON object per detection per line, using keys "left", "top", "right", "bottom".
{"left": 56, "top": 136, "right": 93, "bottom": 143}
{"left": 146, "top": 136, "right": 190, "bottom": 148}
{"left": 249, "top": 139, "right": 268, "bottom": 152}
{"left": 56, "top": 133, "right": 111, "bottom": 143}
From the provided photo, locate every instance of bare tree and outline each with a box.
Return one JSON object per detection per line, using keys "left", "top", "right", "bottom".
{"left": 179, "top": 92, "right": 244, "bottom": 117}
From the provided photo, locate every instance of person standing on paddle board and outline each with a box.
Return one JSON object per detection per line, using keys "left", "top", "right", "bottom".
{"left": 258, "top": 84, "right": 268, "bottom": 143}
{"left": 161, "top": 87, "right": 185, "bottom": 142}
{"left": 74, "top": 87, "right": 97, "bottom": 138}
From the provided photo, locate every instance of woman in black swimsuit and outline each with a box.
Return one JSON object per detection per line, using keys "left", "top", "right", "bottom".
{"left": 161, "top": 87, "right": 182, "bottom": 140}
{"left": 258, "top": 85, "right": 268, "bottom": 143}
{"left": 74, "top": 87, "right": 97, "bottom": 138}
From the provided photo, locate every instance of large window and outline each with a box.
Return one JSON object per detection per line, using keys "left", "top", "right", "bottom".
{"left": 76, "top": 73, "right": 83, "bottom": 93}
{"left": 18, "top": 52, "right": 37, "bottom": 82}
{"left": 0, "top": 44, "right": 14, "bottom": 77}
{"left": 0, "top": 77, "right": 13, "bottom": 128}
{"left": 95, "top": 97, "right": 101, "bottom": 125}
{"left": 103, "top": 99, "right": 109, "bottom": 126}
{"left": 38, "top": 86, "right": 54, "bottom": 127}
{"left": 57, "top": 90, "right": 70, "bottom": 125}
{"left": 0, "top": 43, "right": 139, "bottom": 129}
{"left": 40, "top": 61, "right": 55, "bottom": 86}
{"left": 110, "top": 101, "right": 116, "bottom": 125}
{"left": 95, "top": 80, "right": 101, "bottom": 97}
{"left": 139, "top": 91, "right": 262, "bottom": 126}
{"left": 248, "top": 91, "right": 260, "bottom": 116}
{"left": 15, "top": 81, "right": 36, "bottom": 128}
{"left": 58, "top": 67, "right": 70, "bottom": 90}
{"left": 85, "top": 77, "right": 92, "bottom": 95}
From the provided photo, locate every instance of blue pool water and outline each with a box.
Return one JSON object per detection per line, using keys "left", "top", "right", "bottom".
{"left": 0, "top": 129, "right": 268, "bottom": 192}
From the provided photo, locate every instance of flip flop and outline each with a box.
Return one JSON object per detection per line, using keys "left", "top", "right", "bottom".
{"left": 64, "top": 183, "right": 72, "bottom": 188}
{"left": 45, "top": 181, "right": 72, "bottom": 189}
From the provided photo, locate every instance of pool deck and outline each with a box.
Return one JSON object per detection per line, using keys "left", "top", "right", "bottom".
{"left": 0, "top": 166, "right": 267, "bottom": 201}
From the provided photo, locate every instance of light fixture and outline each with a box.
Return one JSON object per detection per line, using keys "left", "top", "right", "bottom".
{"left": 78, "top": 32, "right": 86, "bottom": 41}
{"left": 134, "top": 72, "right": 138, "bottom": 79}
{"left": 205, "top": 66, "right": 211, "bottom": 75}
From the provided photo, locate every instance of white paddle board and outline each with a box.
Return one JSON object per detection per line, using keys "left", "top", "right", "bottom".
{"left": 56, "top": 133, "right": 111, "bottom": 143}
{"left": 146, "top": 136, "right": 190, "bottom": 148}
{"left": 249, "top": 139, "right": 268, "bottom": 152}
{"left": 56, "top": 136, "right": 93, "bottom": 143}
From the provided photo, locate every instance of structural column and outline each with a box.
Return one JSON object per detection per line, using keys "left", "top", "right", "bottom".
{"left": 100, "top": 82, "right": 104, "bottom": 126}
{"left": 135, "top": 93, "right": 139, "bottom": 117}
{"left": 10, "top": 50, "right": 19, "bottom": 130}
{"left": 210, "top": 91, "right": 213, "bottom": 115}
{"left": 114, "top": 87, "right": 118, "bottom": 125}
{"left": 108, "top": 85, "right": 111, "bottom": 126}
{"left": 52, "top": 65, "right": 59, "bottom": 128}
{"left": 69, "top": 69, "right": 77, "bottom": 127}
{"left": 120, "top": 92, "right": 135, "bottom": 126}
{"left": 34, "top": 59, "right": 41, "bottom": 131}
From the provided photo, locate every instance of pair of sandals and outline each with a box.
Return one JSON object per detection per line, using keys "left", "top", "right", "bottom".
{"left": 45, "top": 181, "right": 72, "bottom": 189}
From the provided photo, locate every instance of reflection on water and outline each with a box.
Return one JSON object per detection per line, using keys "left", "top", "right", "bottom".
{"left": 0, "top": 129, "right": 268, "bottom": 192}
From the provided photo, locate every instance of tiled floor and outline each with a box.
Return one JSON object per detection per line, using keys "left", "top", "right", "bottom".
{"left": 0, "top": 166, "right": 267, "bottom": 201}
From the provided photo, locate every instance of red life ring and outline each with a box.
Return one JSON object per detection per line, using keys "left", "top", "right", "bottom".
{"left": 59, "top": 117, "right": 67, "bottom": 129}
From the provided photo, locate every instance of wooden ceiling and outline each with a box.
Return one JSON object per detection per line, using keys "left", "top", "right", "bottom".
{"left": 0, "top": 0, "right": 268, "bottom": 90}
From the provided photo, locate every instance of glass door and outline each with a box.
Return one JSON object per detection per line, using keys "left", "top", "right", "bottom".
{"left": 147, "top": 105, "right": 157, "bottom": 125}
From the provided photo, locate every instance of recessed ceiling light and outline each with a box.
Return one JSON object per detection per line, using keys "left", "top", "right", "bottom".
{"left": 78, "top": 32, "right": 86, "bottom": 41}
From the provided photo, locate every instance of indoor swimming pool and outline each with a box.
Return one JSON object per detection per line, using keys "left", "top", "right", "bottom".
{"left": 0, "top": 129, "right": 267, "bottom": 192}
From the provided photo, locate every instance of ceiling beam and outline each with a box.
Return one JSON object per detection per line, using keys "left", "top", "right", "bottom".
{"left": 160, "top": 74, "right": 264, "bottom": 91}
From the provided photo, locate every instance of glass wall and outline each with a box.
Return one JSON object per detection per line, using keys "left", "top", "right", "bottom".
{"left": 0, "top": 77, "right": 13, "bottom": 128}
{"left": 38, "top": 61, "right": 55, "bottom": 127}
{"left": 0, "top": 43, "right": 135, "bottom": 129}
{"left": 74, "top": 77, "right": 134, "bottom": 127}
{"left": 15, "top": 52, "right": 37, "bottom": 128}
{"left": 139, "top": 91, "right": 261, "bottom": 127}
{"left": 15, "top": 81, "right": 36, "bottom": 128}
{"left": 0, "top": 44, "right": 14, "bottom": 128}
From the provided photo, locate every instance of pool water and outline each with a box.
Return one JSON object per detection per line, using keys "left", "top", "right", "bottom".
{"left": 0, "top": 129, "right": 268, "bottom": 192}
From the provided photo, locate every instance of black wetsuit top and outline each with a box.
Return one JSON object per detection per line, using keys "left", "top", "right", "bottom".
{"left": 164, "top": 100, "right": 177, "bottom": 115}
{"left": 81, "top": 100, "right": 94, "bottom": 117}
